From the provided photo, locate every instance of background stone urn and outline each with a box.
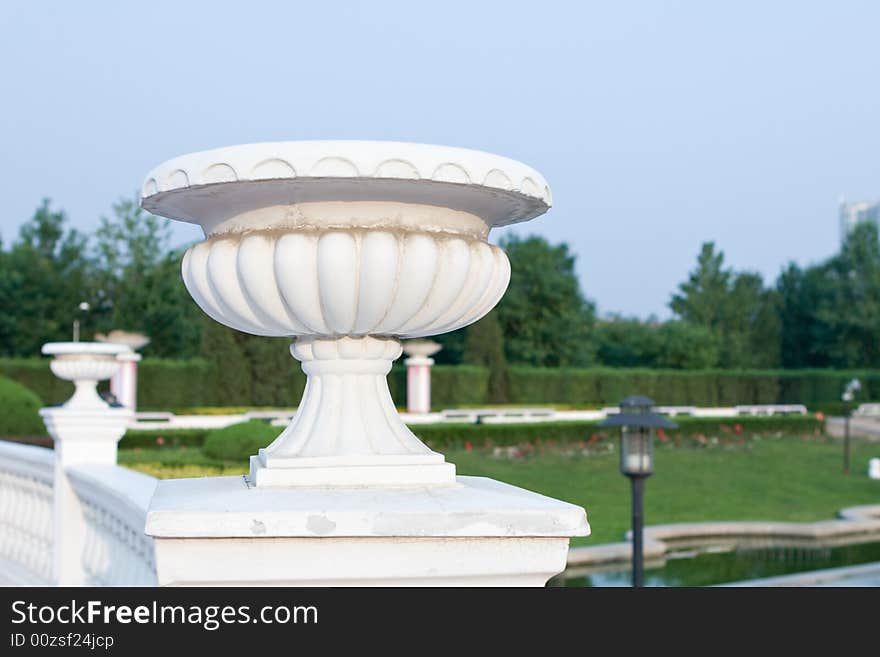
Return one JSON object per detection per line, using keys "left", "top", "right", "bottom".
{"left": 39, "top": 341, "right": 133, "bottom": 464}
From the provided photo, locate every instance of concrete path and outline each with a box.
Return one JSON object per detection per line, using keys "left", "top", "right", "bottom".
{"left": 825, "top": 416, "right": 880, "bottom": 441}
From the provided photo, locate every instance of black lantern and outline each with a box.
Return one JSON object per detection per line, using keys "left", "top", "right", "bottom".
{"left": 599, "top": 395, "right": 677, "bottom": 587}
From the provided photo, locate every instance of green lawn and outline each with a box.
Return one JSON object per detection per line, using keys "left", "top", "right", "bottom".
{"left": 119, "top": 435, "right": 880, "bottom": 545}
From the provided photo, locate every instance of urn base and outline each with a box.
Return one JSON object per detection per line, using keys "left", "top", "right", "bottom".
{"left": 248, "top": 451, "right": 457, "bottom": 487}
{"left": 249, "top": 336, "right": 457, "bottom": 487}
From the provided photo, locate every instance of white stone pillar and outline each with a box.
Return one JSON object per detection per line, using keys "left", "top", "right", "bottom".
{"left": 404, "top": 340, "right": 441, "bottom": 414}
{"left": 112, "top": 351, "right": 142, "bottom": 410}
{"left": 140, "top": 141, "right": 589, "bottom": 586}
{"left": 96, "top": 331, "right": 149, "bottom": 411}
{"left": 146, "top": 476, "right": 586, "bottom": 586}
{"left": 39, "top": 342, "right": 133, "bottom": 585}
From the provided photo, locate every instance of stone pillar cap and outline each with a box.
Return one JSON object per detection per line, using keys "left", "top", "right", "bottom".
{"left": 146, "top": 475, "right": 589, "bottom": 539}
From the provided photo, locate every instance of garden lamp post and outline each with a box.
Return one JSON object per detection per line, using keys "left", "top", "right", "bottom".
{"left": 599, "top": 395, "right": 677, "bottom": 587}
{"left": 842, "top": 378, "right": 861, "bottom": 475}
{"left": 72, "top": 301, "right": 90, "bottom": 342}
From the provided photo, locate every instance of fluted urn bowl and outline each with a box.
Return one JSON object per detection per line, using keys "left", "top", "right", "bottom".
{"left": 142, "top": 141, "right": 551, "bottom": 487}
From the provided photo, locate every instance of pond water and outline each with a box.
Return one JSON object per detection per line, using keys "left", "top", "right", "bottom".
{"left": 551, "top": 540, "right": 880, "bottom": 587}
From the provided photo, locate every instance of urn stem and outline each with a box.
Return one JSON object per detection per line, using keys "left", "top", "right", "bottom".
{"left": 248, "top": 336, "right": 455, "bottom": 487}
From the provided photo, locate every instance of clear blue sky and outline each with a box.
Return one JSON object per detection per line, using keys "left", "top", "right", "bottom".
{"left": 1, "top": 1, "right": 877, "bottom": 318}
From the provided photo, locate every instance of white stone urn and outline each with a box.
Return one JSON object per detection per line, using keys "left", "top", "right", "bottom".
{"left": 142, "top": 141, "right": 589, "bottom": 587}
{"left": 141, "top": 141, "right": 551, "bottom": 487}
{"left": 94, "top": 330, "right": 150, "bottom": 352}
{"left": 403, "top": 339, "right": 443, "bottom": 361}
{"left": 41, "top": 342, "right": 128, "bottom": 409}
{"left": 40, "top": 341, "right": 134, "bottom": 472}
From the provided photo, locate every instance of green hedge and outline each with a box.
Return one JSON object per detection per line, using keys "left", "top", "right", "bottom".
{"left": 386, "top": 364, "right": 490, "bottom": 408}
{"left": 120, "top": 428, "right": 211, "bottom": 449}
{"left": 137, "top": 360, "right": 216, "bottom": 410}
{"left": 413, "top": 415, "right": 823, "bottom": 450}
{"left": 202, "top": 420, "right": 280, "bottom": 461}
{"left": 0, "top": 358, "right": 217, "bottom": 409}
{"left": 189, "top": 415, "right": 823, "bottom": 462}
{"left": 3, "top": 356, "right": 878, "bottom": 411}
{"left": 0, "top": 359, "right": 73, "bottom": 407}
{"left": 0, "top": 376, "right": 47, "bottom": 438}
{"left": 505, "top": 368, "right": 880, "bottom": 407}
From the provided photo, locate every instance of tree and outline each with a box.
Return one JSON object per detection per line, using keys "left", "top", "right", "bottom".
{"left": 775, "top": 222, "right": 880, "bottom": 369}
{"left": 495, "top": 234, "right": 596, "bottom": 366}
{"left": 593, "top": 316, "right": 719, "bottom": 369}
{"left": 776, "top": 263, "right": 815, "bottom": 367}
{"left": 434, "top": 234, "right": 596, "bottom": 367}
{"left": 92, "top": 197, "right": 201, "bottom": 357}
{"left": 670, "top": 243, "right": 729, "bottom": 328}
{"left": 811, "top": 222, "right": 880, "bottom": 367}
{"left": 722, "top": 272, "right": 781, "bottom": 368}
{"left": 462, "top": 310, "right": 508, "bottom": 402}
{"left": 0, "top": 200, "right": 93, "bottom": 356}
{"left": 593, "top": 316, "right": 663, "bottom": 368}
{"left": 670, "top": 242, "right": 779, "bottom": 368}
{"left": 654, "top": 320, "right": 720, "bottom": 369}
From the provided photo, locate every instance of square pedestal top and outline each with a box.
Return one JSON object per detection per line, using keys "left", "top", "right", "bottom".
{"left": 145, "top": 475, "right": 589, "bottom": 539}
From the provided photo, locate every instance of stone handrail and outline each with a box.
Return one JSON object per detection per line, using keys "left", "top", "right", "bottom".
{"left": 67, "top": 464, "right": 157, "bottom": 586}
{"left": 854, "top": 403, "right": 880, "bottom": 417}
{"left": 128, "top": 403, "right": 812, "bottom": 433}
{"left": 0, "top": 439, "right": 158, "bottom": 586}
{"left": 0, "top": 441, "right": 54, "bottom": 585}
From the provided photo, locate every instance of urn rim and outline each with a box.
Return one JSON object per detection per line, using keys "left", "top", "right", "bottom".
{"left": 42, "top": 342, "right": 131, "bottom": 357}
{"left": 140, "top": 140, "right": 551, "bottom": 229}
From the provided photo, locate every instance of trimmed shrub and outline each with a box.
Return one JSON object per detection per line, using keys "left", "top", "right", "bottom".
{"left": 120, "top": 428, "right": 210, "bottom": 449}
{"left": 669, "top": 414, "right": 822, "bottom": 436}
{"left": 202, "top": 420, "right": 280, "bottom": 461}
{"left": 3, "top": 355, "right": 879, "bottom": 411}
{"left": 506, "top": 368, "right": 880, "bottom": 407}
{"left": 413, "top": 415, "right": 823, "bottom": 450}
{"left": 195, "top": 415, "right": 824, "bottom": 462}
{"left": 0, "top": 358, "right": 218, "bottom": 410}
{"left": 431, "top": 366, "right": 490, "bottom": 407}
{"left": 414, "top": 421, "right": 595, "bottom": 451}
{"left": 388, "top": 365, "right": 406, "bottom": 406}
{"left": 137, "top": 359, "right": 215, "bottom": 410}
{"left": 174, "top": 406, "right": 289, "bottom": 415}
{"left": 0, "top": 376, "right": 47, "bottom": 438}
{"left": 507, "top": 367, "right": 598, "bottom": 406}
{"left": 0, "top": 359, "right": 72, "bottom": 406}
{"left": 388, "top": 364, "right": 490, "bottom": 409}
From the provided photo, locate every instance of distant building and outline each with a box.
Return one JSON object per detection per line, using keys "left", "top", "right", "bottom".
{"left": 840, "top": 197, "right": 880, "bottom": 243}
